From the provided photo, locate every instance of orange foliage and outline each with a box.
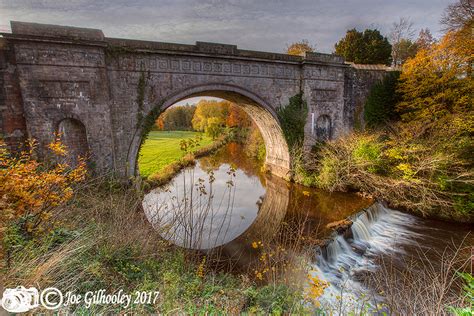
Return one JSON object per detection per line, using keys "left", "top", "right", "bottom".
{"left": 155, "top": 116, "right": 165, "bottom": 130}
{"left": 226, "top": 103, "right": 251, "bottom": 128}
{"left": 0, "top": 135, "right": 87, "bottom": 234}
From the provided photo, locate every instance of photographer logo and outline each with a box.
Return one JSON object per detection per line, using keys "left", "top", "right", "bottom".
{"left": 1, "top": 286, "right": 63, "bottom": 313}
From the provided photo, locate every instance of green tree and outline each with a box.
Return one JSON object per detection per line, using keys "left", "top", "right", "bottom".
{"left": 205, "top": 117, "right": 223, "bottom": 140}
{"left": 335, "top": 28, "right": 392, "bottom": 65}
{"left": 364, "top": 71, "right": 401, "bottom": 128}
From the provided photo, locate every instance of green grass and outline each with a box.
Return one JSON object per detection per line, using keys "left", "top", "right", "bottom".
{"left": 138, "top": 131, "right": 213, "bottom": 178}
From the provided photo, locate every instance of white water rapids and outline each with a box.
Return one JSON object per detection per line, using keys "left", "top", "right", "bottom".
{"left": 312, "top": 202, "right": 422, "bottom": 312}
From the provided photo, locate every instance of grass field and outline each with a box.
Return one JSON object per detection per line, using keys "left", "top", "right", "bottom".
{"left": 138, "top": 130, "right": 214, "bottom": 178}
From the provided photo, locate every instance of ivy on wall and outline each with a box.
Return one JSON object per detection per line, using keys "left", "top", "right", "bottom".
{"left": 277, "top": 93, "right": 308, "bottom": 149}
{"left": 132, "top": 71, "right": 163, "bottom": 147}
{"left": 364, "top": 71, "right": 401, "bottom": 128}
{"left": 135, "top": 71, "right": 146, "bottom": 128}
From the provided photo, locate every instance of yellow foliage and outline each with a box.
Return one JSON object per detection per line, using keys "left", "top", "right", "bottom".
{"left": 196, "top": 256, "right": 206, "bottom": 278}
{"left": 0, "top": 137, "right": 87, "bottom": 235}
{"left": 397, "top": 30, "right": 473, "bottom": 133}
{"left": 286, "top": 40, "right": 315, "bottom": 56}
{"left": 305, "top": 273, "right": 328, "bottom": 306}
{"left": 47, "top": 133, "right": 68, "bottom": 156}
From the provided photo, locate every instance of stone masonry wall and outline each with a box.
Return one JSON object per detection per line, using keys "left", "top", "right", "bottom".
{"left": 344, "top": 66, "right": 391, "bottom": 130}
{"left": 0, "top": 21, "right": 390, "bottom": 179}
{"left": 0, "top": 38, "right": 27, "bottom": 151}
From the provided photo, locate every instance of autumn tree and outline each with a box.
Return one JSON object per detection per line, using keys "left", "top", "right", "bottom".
{"left": 226, "top": 103, "right": 252, "bottom": 128}
{"left": 335, "top": 29, "right": 392, "bottom": 65}
{"left": 397, "top": 30, "right": 473, "bottom": 132}
{"left": 390, "top": 17, "right": 418, "bottom": 66}
{"left": 440, "top": 0, "right": 473, "bottom": 76}
{"left": 416, "top": 28, "right": 436, "bottom": 50}
{"left": 286, "top": 39, "right": 315, "bottom": 56}
{"left": 0, "top": 136, "right": 87, "bottom": 238}
{"left": 155, "top": 105, "right": 195, "bottom": 131}
{"left": 191, "top": 100, "right": 230, "bottom": 136}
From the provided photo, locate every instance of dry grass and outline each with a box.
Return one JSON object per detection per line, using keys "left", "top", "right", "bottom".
{"left": 5, "top": 176, "right": 169, "bottom": 291}
{"left": 366, "top": 237, "right": 472, "bottom": 315}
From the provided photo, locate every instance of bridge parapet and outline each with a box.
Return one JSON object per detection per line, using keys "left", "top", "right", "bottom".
{"left": 304, "top": 52, "right": 345, "bottom": 64}
{"left": 10, "top": 21, "right": 104, "bottom": 42}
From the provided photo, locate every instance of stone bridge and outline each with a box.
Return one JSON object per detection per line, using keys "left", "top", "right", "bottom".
{"left": 0, "top": 21, "right": 391, "bottom": 179}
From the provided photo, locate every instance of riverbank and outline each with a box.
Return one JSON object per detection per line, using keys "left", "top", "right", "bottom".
{"left": 138, "top": 131, "right": 214, "bottom": 178}
{"left": 139, "top": 131, "right": 228, "bottom": 188}
{"left": 293, "top": 131, "right": 474, "bottom": 224}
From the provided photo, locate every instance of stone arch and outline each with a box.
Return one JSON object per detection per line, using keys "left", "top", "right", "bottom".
{"left": 127, "top": 83, "right": 290, "bottom": 179}
{"left": 56, "top": 118, "right": 89, "bottom": 166}
{"left": 316, "top": 114, "right": 332, "bottom": 140}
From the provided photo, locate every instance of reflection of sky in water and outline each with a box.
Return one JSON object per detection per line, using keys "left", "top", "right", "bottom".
{"left": 143, "top": 160, "right": 266, "bottom": 249}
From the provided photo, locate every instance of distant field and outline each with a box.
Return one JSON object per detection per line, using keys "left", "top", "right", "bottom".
{"left": 138, "top": 131, "right": 213, "bottom": 177}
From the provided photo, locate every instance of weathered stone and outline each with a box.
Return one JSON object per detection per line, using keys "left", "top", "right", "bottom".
{"left": 0, "top": 21, "right": 392, "bottom": 180}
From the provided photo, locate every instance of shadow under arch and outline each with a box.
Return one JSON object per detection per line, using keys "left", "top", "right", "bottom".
{"left": 127, "top": 83, "right": 291, "bottom": 179}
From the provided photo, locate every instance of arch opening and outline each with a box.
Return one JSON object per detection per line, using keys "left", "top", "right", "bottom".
{"left": 128, "top": 84, "right": 290, "bottom": 179}
{"left": 57, "top": 118, "right": 89, "bottom": 167}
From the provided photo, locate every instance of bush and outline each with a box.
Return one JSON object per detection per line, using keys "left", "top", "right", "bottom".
{"left": 277, "top": 93, "right": 308, "bottom": 149}
{"left": 364, "top": 71, "right": 400, "bottom": 128}
{"left": 0, "top": 136, "right": 86, "bottom": 238}
{"left": 302, "top": 132, "right": 473, "bottom": 222}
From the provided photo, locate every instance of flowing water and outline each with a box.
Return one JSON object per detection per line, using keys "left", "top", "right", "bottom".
{"left": 142, "top": 142, "right": 472, "bottom": 310}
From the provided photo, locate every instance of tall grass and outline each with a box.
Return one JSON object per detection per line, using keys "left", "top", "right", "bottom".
{"left": 3, "top": 172, "right": 312, "bottom": 314}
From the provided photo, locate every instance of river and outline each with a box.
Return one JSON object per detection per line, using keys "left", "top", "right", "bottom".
{"left": 142, "top": 142, "right": 472, "bottom": 312}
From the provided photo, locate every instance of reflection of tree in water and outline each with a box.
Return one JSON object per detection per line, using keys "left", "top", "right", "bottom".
{"left": 198, "top": 142, "right": 267, "bottom": 184}
{"left": 285, "top": 183, "right": 373, "bottom": 239}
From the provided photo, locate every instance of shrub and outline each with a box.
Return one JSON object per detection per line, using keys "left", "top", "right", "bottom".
{"left": 277, "top": 93, "right": 308, "bottom": 149}
{"left": 303, "top": 131, "right": 473, "bottom": 221}
{"left": 0, "top": 136, "right": 87, "bottom": 237}
{"left": 351, "top": 135, "right": 384, "bottom": 173}
{"left": 364, "top": 71, "right": 401, "bottom": 128}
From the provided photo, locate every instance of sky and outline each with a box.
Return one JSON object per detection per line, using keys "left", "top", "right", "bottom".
{"left": 0, "top": 0, "right": 453, "bottom": 54}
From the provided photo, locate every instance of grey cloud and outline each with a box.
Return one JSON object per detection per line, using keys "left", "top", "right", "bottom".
{"left": 0, "top": 0, "right": 452, "bottom": 53}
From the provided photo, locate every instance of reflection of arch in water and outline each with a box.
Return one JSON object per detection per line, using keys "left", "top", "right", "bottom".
{"left": 56, "top": 118, "right": 89, "bottom": 166}
{"left": 142, "top": 171, "right": 289, "bottom": 252}
{"left": 316, "top": 114, "right": 332, "bottom": 140}
{"left": 215, "top": 175, "right": 290, "bottom": 266}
